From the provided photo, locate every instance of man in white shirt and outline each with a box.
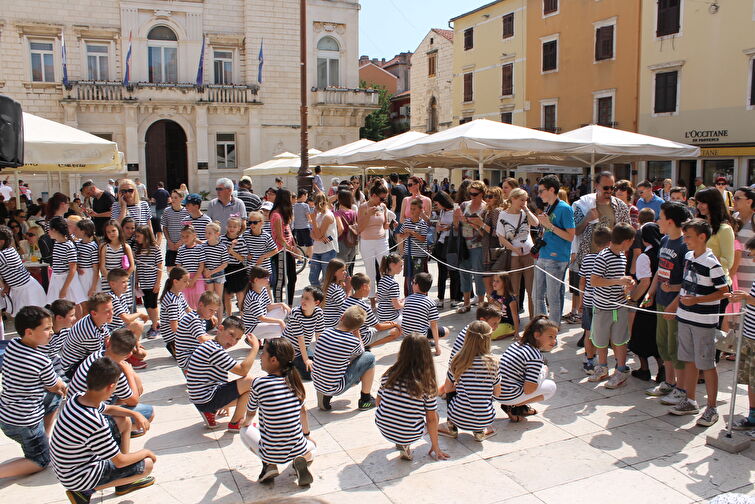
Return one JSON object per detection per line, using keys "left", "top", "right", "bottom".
{"left": 135, "top": 178, "right": 148, "bottom": 200}
{"left": 0, "top": 179, "right": 14, "bottom": 202}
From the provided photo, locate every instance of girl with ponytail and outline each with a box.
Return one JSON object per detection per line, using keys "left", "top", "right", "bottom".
{"left": 241, "top": 338, "right": 316, "bottom": 486}
{"left": 46, "top": 215, "right": 88, "bottom": 306}
{"left": 159, "top": 266, "right": 191, "bottom": 357}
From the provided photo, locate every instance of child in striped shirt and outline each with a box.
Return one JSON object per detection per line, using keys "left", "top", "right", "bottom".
{"left": 221, "top": 216, "right": 249, "bottom": 316}
{"left": 396, "top": 199, "right": 429, "bottom": 295}
{"left": 99, "top": 220, "right": 134, "bottom": 294}
{"left": 283, "top": 286, "right": 324, "bottom": 380}
{"left": 343, "top": 273, "right": 400, "bottom": 348}
{"left": 588, "top": 223, "right": 636, "bottom": 388}
{"left": 401, "top": 272, "right": 448, "bottom": 356}
{"left": 74, "top": 219, "right": 100, "bottom": 299}
{"left": 39, "top": 300, "right": 76, "bottom": 375}
{"left": 241, "top": 338, "right": 315, "bottom": 486}
{"left": 375, "top": 333, "right": 448, "bottom": 462}
{"left": 203, "top": 222, "right": 229, "bottom": 300}
{"left": 46, "top": 216, "right": 87, "bottom": 306}
{"left": 0, "top": 306, "right": 66, "bottom": 478}
{"left": 106, "top": 269, "right": 148, "bottom": 369}
{"left": 134, "top": 225, "right": 163, "bottom": 339}
{"left": 579, "top": 226, "right": 611, "bottom": 375}
{"left": 244, "top": 211, "right": 278, "bottom": 274}
{"left": 376, "top": 254, "right": 404, "bottom": 325}
{"left": 159, "top": 267, "right": 192, "bottom": 358}
{"left": 175, "top": 291, "right": 221, "bottom": 370}
{"left": 176, "top": 225, "right": 206, "bottom": 310}
{"left": 243, "top": 266, "right": 291, "bottom": 341}
{"left": 60, "top": 293, "right": 113, "bottom": 378}
{"left": 321, "top": 258, "right": 351, "bottom": 327}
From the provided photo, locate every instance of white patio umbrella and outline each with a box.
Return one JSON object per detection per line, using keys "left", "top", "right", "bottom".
{"left": 385, "top": 119, "right": 587, "bottom": 179}
{"left": 309, "top": 139, "right": 375, "bottom": 165}
{"left": 337, "top": 130, "right": 430, "bottom": 166}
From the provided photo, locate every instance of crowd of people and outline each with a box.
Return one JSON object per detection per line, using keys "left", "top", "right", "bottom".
{"left": 0, "top": 169, "right": 753, "bottom": 503}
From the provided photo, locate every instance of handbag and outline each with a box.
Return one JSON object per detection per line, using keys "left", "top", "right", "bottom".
{"left": 490, "top": 211, "right": 524, "bottom": 271}
{"left": 338, "top": 212, "right": 359, "bottom": 249}
{"left": 445, "top": 226, "right": 460, "bottom": 266}
{"left": 121, "top": 254, "right": 131, "bottom": 270}
{"left": 715, "top": 328, "right": 738, "bottom": 353}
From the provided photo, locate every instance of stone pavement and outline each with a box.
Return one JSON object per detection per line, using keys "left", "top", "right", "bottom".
{"left": 1, "top": 261, "right": 753, "bottom": 504}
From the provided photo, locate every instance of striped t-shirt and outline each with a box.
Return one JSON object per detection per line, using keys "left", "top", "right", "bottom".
{"left": 677, "top": 249, "right": 728, "bottom": 328}
{"left": 176, "top": 243, "right": 205, "bottom": 274}
{"left": 376, "top": 275, "right": 401, "bottom": 322}
{"left": 0, "top": 247, "right": 32, "bottom": 287}
{"left": 221, "top": 234, "right": 248, "bottom": 266}
{"left": 39, "top": 327, "right": 70, "bottom": 361}
{"left": 375, "top": 375, "right": 437, "bottom": 445}
{"left": 183, "top": 213, "right": 212, "bottom": 242}
{"left": 591, "top": 248, "right": 627, "bottom": 310}
{"left": 75, "top": 241, "right": 99, "bottom": 269}
{"left": 0, "top": 338, "right": 58, "bottom": 426}
{"left": 401, "top": 293, "right": 439, "bottom": 336}
{"left": 159, "top": 291, "right": 189, "bottom": 343}
{"left": 342, "top": 296, "right": 377, "bottom": 345}
{"left": 312, "top": 327, "right": 365, "bottom": 396}
{"left": 742, "top": 279, "right": 755, "bottom": 341}
{"left": 67, "top": 350, "right": 133, "bottom": 401}
{"left": 282, "top": 306, "right": 324, "bottom": 357}
{"left": 135, "top": 245, "right": 163, "bottom": 289}
{"left": 447, "top": 356, "right": 500, "bottom": 431}
{"left": 107, "top": 291, "right": 131, "bottom": 332}
{"left": 735, "top": 216, "right": 755, "bottom": 293}
{"left": 52, "top": 240, "right": 78, "bottom": 273}
{"left": 60, "top": 315, "right": 110, "bottom": 373}
{"left": 323, "top": 283, "right": 347, "bottom": 327}
{"left": 175, "top": 311, "right": 208, "bottom": 369}
{"left": 203, "top": 241, "right": 229, "bottom": 272}
{"left": 111, "top": 200, "right": 152, "bottom": 227}
{"left": 186, "top": 340, "right": 237, "bottom": 404}
{"left": 397, "top": 219, "right": 429, "bottom": 257}
{"left": 579, "top": 252, "right": 598, "bottom": 308}
{"left": 160, "top": 206, "right": 190, "bottom": 243}
{"left": 244, "top": 230, "right": 277, "bottom": 272}
{"left": 497, "top": 342, "right": 544, "bottom": 402}
{"left": 243, "top": 288, "right": 271, "bottom": 334}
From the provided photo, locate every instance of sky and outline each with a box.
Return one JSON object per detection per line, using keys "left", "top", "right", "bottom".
{"left": 359, "top": 0, "right": 472, "bottom": 59}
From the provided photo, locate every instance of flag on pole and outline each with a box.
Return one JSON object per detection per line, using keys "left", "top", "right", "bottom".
{"left": 196, "top": 36, "right": 206, "bottom": 87}
{"left": 61, "top": 31, "right": 69, "bottom": 87}
{"left": 257, "top": 39, "right": 264, "bottom": 84}
{"left": 122, "top": 31, "right": 133, "bottom": 86}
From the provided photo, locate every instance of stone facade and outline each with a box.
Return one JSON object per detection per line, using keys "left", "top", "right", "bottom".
{"left": 410, "top": 29, "right": 453, "bottom": 133}
{"left": 0, "top": 0, "right": 377, "bottom": 197}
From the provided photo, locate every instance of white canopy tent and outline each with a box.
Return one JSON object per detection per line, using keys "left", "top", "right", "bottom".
{"left": 309, "top": 139, "right": 375, "bottom": 165}
{"left": 334, "top": 130, "right": 430, "bottom": 166}
{"left": 243, "top": 149, "right": 324, "bottom": 176}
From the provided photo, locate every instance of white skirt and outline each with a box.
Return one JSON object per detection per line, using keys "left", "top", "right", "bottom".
{"left": 8, "top": 278, "right": 47, "bottom": 315}
{"left": 47, "top": 271, "right": 88, "bottom": 305}
{"left": 78, "top": 268, "right": 98, "bottom": 298}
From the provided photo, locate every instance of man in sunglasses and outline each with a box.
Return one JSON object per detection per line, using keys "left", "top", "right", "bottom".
{"left": 206, "top": 178, "right": 247, "bottom": 234}
{"left": 636, "top": 180, "right": 665, "bottom": 221}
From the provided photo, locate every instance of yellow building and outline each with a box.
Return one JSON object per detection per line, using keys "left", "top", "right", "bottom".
{"left": 637, "top": 0, "right": 755, "bottom": 190}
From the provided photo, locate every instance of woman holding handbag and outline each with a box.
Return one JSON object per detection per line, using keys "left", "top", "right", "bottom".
{"left": 496, "top": 188, "right": 538, "bottom": 318}
{"left": 432, "top": 192, "right": 462, "bottom": 308}
{"left": 481, "top": 187, "right": 505, "bottom": 298}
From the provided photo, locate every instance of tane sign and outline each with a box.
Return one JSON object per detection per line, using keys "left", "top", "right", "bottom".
{"left": 684, "top": 129, "right": 729, "bottom": 143}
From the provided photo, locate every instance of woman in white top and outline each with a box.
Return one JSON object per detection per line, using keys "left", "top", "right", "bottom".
{"left": 432, "top": 191, "right": 462, "bottom": 308}
{"left": 496, "top": 188, "right": 539, "bottom": 317}
{"left": 309, "top": 193, "right": 340, "bottom": 287}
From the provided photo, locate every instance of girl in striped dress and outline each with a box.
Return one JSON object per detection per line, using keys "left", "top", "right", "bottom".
{"left": 375, "top": 333, "right": 448, "bottom": 461}
{"left": 159, "top": 267, "right": 191, "bottom": 358}
{"left": 203, "top": 222, "right": 229, "bottom": 300}
{"left": 99, "top": 220, "right": 134, "bottom": 294}
{"left": 176, "top": 225, "right": 206, "bottom": 309}
{"left": 0, "top": 225, "right": 46, "bottom": 316}
{"left": 222, "top": 216, "right": 249, "bottom": 316}
{"left": 438, "top": 321, "right": 500, "bottom": 442}
{"left": 241, "top": 338, "right": 315, "bottom": 486}
{"left": 497, "top": 315, "right": 558, "bottom": 422}
{"left": 46, "top": 216, "right": 88, "bottom": 306}
{"left": 242, "top": 266, "right": 290, "bottom": 340}
{"left": 376, "top": 253, "right": 404, "bottom": 326}
{"left": 135, "top": 225, "right": 164, "bottom": 338}
{"left": 321, "top": 258, "right": 351, "bottom": 327}
{"left": 73, "top": 219, "right": 100, "bottom": 298}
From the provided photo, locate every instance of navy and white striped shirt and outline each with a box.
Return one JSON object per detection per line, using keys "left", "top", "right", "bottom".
{"left": 67, "top": 350, "right": 132, "bottom": 401}
{"left": 579, "top": 252, "right": 598, "bottom": 308}
{"left": 282, "top": 306, "right": 324, "bottom": 357}
{"left": 591, "top": 248, "right": 627, "bottom": 310}
{"left": 175, "top": 311, "right": 208, "bottom": 369}
{"left": 75, "top": 240, "right": 99, "bottom": 269}
{"left": 0, "top": 338, "right": 59, "bottom": 426}
{"left": 323, "top": 283, "right": 347, "bottom": 327}
{"left": 176, "top": 243, "right": 205, "bottom": 274}
{"left": 111, "top": 200, "right": 152, "bottom": 227}
{"left": 100, "top": 243, "right": 126, "bottom": 290}
{"left": 447, "top": 356, "right": 500, "bottom": 431}
{"left": 312, "top": 327, "right": 365, "bottom": 396}
{"left": 221, "top": 234, "right": 248, "bottom": 266}
{"left": 377, "top": 275, "right": 401, "bottom": 322}
{"left": 397, "top": 219, "right": 429, "bottom": 257}
{"left": 743, "top": 279, "right": 755, "bottom": 341}
{"left": 203, "top": 241, "right": 229, "bottom": 272}
{"left": 677, "top": 249, "right": 728, "bottom": 328}
{"left": 244, "top": 230, "right": 277, "bottom": 272}
{"left": 107, "top": 291, "right": 130, "bottom": 332}
{"left": 243, "top": 288, "right": 271, "bottom": 334}
{"left": 52, "top": 240, "right": 77, "bottom": 273}
{"left": 246, "top": 374, "right": 309, "bottom": 464}
{"left": 135, "top": 245, "right": 163, "bottom": 289}
{"left": 50, "top": 394, "right": 120, "bottom": 491}
{"left": 401, "top": 293, "right": 438, "bottom": 336}
{"left": 159, "top": 291, "right": 189, "bottom": 344}
{"left": 497, "top": 342, "right": 544, "bottom": 402}
{"left": 186, "top": 340, "right": 237, "bottom": 404}
{"left": 449, "top": 324, "right": 470, "bottom": 364}
{"left": 375, "top": 375, "right": 437, "bottom": 445}
{"left": 39, "top": 327, "right": 70, "bottom": 361}
{"left": 0, "top": 247, "right": 32, "bottom": 287}
{"left": 343, "top": 296, "right": 377, "bottom": 345}
{"left": 60, "top": 315, "right": 110, "bottom": 373}
{"left": 161, "top": 206, "right": 190, "bottom": 243}
{"left": 183, "top": 213, "right": 212, "bottom": 242}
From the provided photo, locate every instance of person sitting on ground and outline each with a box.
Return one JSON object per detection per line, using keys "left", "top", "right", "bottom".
{"left": 175, "top": 291, "right": 220, "bottom": 370}
{"left": 311, "top": 305, "right": 377, "bottom": 412}
{"left": 342, "top": 273, "right": 401, "bottom": 348}
{"left": 60, "top": 293, "right": 114, "bottom": 379}
{"left": 38, "top": 299, "right": 76, "bottom": 376}
{"left": 105, "top": 269, "right": 148, "bottom": 368}
{"left": 243, "top": 266, "right": 291, "bottom": 341}
{"left": 0, "top": 306, "right": 67, "bottom": 479}
{"left": 282, "top": 286, "right": 324, "bottom": 381}
{"left": 401, "top": 272, "right": 448, "bottom": 356}
{"left": 497, "top": 315, "right": 558, "bottom": 422}
{"left": 50, "top": 357, "right": 156, "bottom": 504}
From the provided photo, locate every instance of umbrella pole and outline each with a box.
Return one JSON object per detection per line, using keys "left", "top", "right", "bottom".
{"left": 13, "top": 170, "right": 20, "bottom": 207}
{"left": 478, "top": 159, "right": 484, "bottom": 181}
{"left": 589, "top": 152, "right": 595, "bottom": 192}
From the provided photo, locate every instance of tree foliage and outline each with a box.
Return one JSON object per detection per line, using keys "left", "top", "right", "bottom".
{"left": 360, "top": 81, "right": 392, "bottom": 141}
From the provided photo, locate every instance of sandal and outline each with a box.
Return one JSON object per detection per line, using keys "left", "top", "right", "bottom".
{"left": 473, "top": 429, "right": 496, "bottom": 442}
{"left": 511, "top": 405, "right": 538, "bottom": 417}
{"left": 500, "top": 404, "right": 522, "bottom": 422}
{"left": 438, "top": 422, "right": 459, "bottom": 439}
{"left": 456, "top": 305, "right": 472, "bottom": 314}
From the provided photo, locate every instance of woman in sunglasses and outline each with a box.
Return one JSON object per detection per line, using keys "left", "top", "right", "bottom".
{"left": 399, "top": 176, "right": 431, "bottom": 225}
{"left": 111, "top": 178, "right": 152, "bottom": 229}
{"left": 453, "top": 180, "right": 488, "bottom": 313}
{"left": 714, "top": 177, "right": 735, "bottom": 213}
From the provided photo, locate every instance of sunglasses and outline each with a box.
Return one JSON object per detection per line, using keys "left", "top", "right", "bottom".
{"left": 120, "top": 188, "right": 134, "bottom": 194}
{"left": 406, "top": 183, "right": 414, "bottom": 187}
{"left": 602, "top": 186, "right": 615, "bottom": 192}
{"left": 215, "top": 187, "right": 228, "bottom": 191}
{"left": 716, "top": 183, "right": 726, "bottom": 186}
{"left": 249, "top": 220, "right": 261, "bottom": 225}
{"left": 484, "top": 194, "right": 495, "bottom": 199}
{"left": 26, "top": 232, "right": 36, "bottom": 237}
{"left": 469, "top": 191, "right": 481, "bottom": 197}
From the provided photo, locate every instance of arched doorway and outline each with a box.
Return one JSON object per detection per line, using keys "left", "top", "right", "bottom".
{"left": 145, "top": 119, "right": 187, "bottom": 192}
{"left": 428, "top": 96, "right": 438, "bottom": 133}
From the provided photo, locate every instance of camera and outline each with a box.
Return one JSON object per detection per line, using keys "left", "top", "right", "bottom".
{"left": 530, "top": 237, "right": 547, "bottom": 255}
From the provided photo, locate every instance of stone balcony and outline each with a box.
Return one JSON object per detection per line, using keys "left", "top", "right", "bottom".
{"left": 311, "top": 87, "right": 379, "bottom": 107}
{"left": 65, "top": 81, "right": 261, "bottom": 106}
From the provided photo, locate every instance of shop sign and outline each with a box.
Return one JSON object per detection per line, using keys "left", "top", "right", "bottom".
{"left": 684, "top": 129, "right": 728, "bottom": 143}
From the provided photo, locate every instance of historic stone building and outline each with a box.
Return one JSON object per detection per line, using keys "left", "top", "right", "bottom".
{"left": 0, "top": 0, "right": 377, "bottom": 196}
{"left": 410, "top": 28, "right": 453, "bottom": 134}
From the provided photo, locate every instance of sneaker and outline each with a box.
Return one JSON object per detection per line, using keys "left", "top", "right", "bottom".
{"left": 435, "top": 299, "right": 444, "bottom": 309}
{"left": 395, "top": 444, "right": 413, "bottom": 461}
{"left": 114, "top": 476, "right": 156, "bottom": 496}
{"left": 227, "top": 421, "right": 241, "bottom": 432}
{"left": 292, "top": 456, "right": 313, "bottom": 486}
{"left": 731, "top": 417, "right": 755, "bottom": 431}
{"left": 587, "top": 365, "right": 609, "bottom": 382}
{"left": 646, "top": 381, "right": 674, "bottom": 397}
{"left": 669, "top": 398, "right": 700, "bottom": 416}
{"left": 65, "top": 490, "right": 94, "bottom": 504}
{"left": 582, "top": 361, "right": 595, "bottom": 375}
{"left": 317, "top": 391, "right": 332, "bottom": 411}
{"left": 358, "top": 395, "right": 377, "bottom": 411}
{"left": 605, "top": 369, "right": 630, "bottom": 389}
{"left": 200, "top": 411, "right": 218, "bottom": 429}
{"left": 145, "top": 328, "right": 159, "bottom": 340}
{"left": 696, "top": 406, "right": 719, "bottom": 427}
{"left": 126, "top": 356, "right": 147, "bottom": 370}
{"left": 130, "top": 429, "right": 145, "bottom": 438}
{"left": 258, "top": 463, "right": 279, "bottom": 483}
{"left": 660, "top": 388, "right": 686, "bottom": 405}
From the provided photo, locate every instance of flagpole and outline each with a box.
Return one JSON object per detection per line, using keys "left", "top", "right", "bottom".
{"left": 297, "top": 0, "right": 312, "bottom": 192}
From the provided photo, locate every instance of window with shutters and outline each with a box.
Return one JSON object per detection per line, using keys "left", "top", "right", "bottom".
{"left": 542, "top": 103, "right": 557, "bottom": 132}
{"left": 657, "top": 0, "right": 681, "bottom": 37}
{"left": 500, "top": 112, "right": 513, "bottom": 124}
{"left": 542, "top": 39, "right": 558, "bottom": 72}
{"left": 428, "top": 53, "right": 437, "bottom": 77}
{"left": 654, "top": 70, "right": 678, "bottom": 114}
{"left": 502, "top": 13, "right": 514, "bottom": 39}
{"left": 595, "top": 25, "right": 614, "bottom": 61}
{"left": 464, "top": 28, "right": 474, "bottom": 50}
{"left": 463, "top": 72, "right": 474, "bottom": 102}
{"left": 597, "top": 96, "right": 613, "bottom": 126}
{"left": 543, "top": 0, "right": 558, "bottom": 16}
{"left": 501, "top": 63, "right": 513, "bottom": 96}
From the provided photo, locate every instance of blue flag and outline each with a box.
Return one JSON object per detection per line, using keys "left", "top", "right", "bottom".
{"left": 61, "top": 32, "right": 68, "bottom": 86}
{"left": 122, "top": 31, "right": 132, "bottom": 86}
{"left": 196, "top": 36, "right": 205, "bottom": 86}
{"left": 257, "top": 39, "right": 264, "bottom": 84}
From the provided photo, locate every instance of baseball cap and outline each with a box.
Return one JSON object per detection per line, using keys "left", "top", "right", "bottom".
{"left": 184, "top": 193, "right": 203, "bottom": 206}
{"left": 260, "top": 201, "right": 273, "bottom": 211}
{"left": 240, "top": 176, "right": 252, "bottom": 184}
{"left": 80, "top": 180, "right": 95, "bottom": 191}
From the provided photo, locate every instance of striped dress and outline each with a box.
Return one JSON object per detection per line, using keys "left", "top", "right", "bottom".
{"left": 323, "top": 283, "right": 347, "bottom": 327}
{"left": 447, "top": 356, "right": 500, "bottom": 431}
{"left": 497, "top": 342, "right": 545, "bottom": 402}
{"left": 375, "top": 375, "right": 437, "bottom": 445}
{"left": 282, "top": 306, "right": 324, "bottom": 358}
{"left": 0, "top": 338, "right": 58, "bottom": 427}
{"left": 100, "top": 243, "right": 127, "bottom": 291}
{"left": 246, "top": 374, "right": 309, "bottom": 464}
{"left": 160, "top": 291, "right": 189, "bottom": 344}
{"left": 376, "top": 275, "right": 401, "bottom": 322}
{"left": 135, "top": 245, "right": 163, "bottom": 291}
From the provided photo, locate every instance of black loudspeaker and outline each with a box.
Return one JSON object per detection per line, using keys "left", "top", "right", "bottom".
{"left": 0, "top": 95, "right": 24, "bottom": 168}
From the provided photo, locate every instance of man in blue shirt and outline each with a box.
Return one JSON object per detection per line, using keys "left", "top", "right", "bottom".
{"left": 636, "top": 180, "right": 665, "bottom": 220}
{"left": 534, "top": 175, "right": 576, "bottom": 325}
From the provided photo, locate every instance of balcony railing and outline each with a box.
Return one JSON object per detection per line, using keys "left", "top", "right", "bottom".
{"left": 311, "top": 87, "right": 379, "bottom": 107}
{"left": 67, "top": 81, "right": 261, "bottom": 104}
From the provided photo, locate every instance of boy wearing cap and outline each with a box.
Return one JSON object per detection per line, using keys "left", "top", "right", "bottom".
{"left": 183, "top": 194, "right": 212, "bottom": 242}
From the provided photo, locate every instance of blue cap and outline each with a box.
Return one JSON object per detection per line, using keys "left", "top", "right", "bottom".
{"left": 184, "top": 193, "right": 203, "bottom": 205}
